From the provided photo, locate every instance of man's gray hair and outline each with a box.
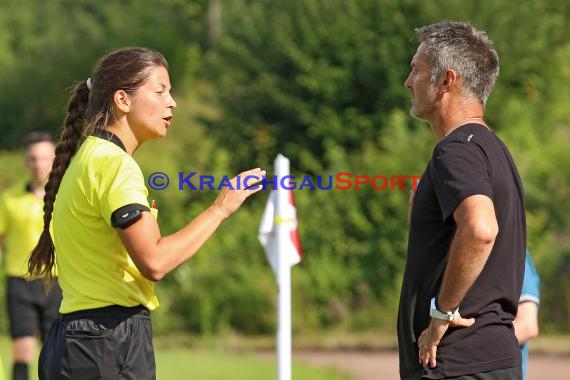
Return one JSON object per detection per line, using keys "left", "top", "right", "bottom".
{"left": 415, "top": 21, "right": 500, "bottom": 106}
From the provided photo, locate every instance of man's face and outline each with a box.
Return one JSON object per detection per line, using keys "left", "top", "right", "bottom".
{"left": 404, "top": 43, "right": 439, "bottom": 121}
{"left": 25, "top": 141, "right": 55, "bottom": 183}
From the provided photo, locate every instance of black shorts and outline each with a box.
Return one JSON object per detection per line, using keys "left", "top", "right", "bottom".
{"left": 7, "top": 276, "right": 62, "bottom": 340}
{"left": 421, "top": 365, "right": 522, "bottom": 379}
{"left": 39, "top": 305, "right": 155, "bottom": 380}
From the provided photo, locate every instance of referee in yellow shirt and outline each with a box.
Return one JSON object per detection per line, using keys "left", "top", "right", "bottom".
{"left": 0, "top": 132, "right": 62, "bottom": 380}
{"left": 27, "top": 48, "right": 264, "bottom": 380}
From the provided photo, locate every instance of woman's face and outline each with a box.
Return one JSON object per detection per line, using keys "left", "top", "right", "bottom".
{"left": 127, "top": 65, "right": 177, "bottom": 141}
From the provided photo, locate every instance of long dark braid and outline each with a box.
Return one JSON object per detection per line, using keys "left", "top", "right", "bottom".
{"left": 28, "top": 82, "right": 90, "bottom": 280}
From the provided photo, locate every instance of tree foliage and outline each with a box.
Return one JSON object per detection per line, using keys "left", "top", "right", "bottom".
{"left": 205, "top": 0, "right": 570, "bottom": 333}
{"left": 0, "top": 0, "right": 208, "bottom": 148}
{"left": 0, "top": 0, "right": 569, "bottom": 336}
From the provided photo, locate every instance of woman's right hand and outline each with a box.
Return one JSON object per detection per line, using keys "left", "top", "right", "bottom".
{"left": 210, "top": 168, "right": 266, "bottom": 219}
{"left": 119, "top": 167, "right": 266, "bottom": 281}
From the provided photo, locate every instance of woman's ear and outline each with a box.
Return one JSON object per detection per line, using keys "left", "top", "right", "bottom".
{"left": 113, "top": 90, "right": 131, "bottom": 113}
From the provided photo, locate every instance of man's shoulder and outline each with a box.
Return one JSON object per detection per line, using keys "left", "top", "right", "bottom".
{"left": 433, "top": 125, "right": 515, "bottom": 170}
{"left": 437, "top": 124, "right": 499, "bottom": 150}
{"left": 430, "top": 127, "right": 492, "bottom": 169}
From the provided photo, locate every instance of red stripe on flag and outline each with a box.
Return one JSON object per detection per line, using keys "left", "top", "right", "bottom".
{"left": 288, "top": 190, "right": 302, "bottom": 260}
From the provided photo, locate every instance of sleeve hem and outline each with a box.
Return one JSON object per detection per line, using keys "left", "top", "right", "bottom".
{"left": 519, "top": 295, "right": 540, "bottom": 305}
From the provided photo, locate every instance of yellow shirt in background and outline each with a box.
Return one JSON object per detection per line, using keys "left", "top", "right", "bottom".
{"left": 0, "top": 183, "right": 44, "bottom": 277}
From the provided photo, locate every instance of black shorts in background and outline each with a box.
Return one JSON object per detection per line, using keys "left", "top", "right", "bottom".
{"left": 7, "top": 276, "right": 62, "bottom": 340}
{"left": 39, "top": 304, "right": 156, "bottom": 380}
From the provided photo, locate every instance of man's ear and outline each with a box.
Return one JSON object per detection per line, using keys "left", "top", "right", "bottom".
{"left": 440, "top": 68, "right": 458, "bottom": 94}
{"left": 113, "top": 90, "right": 131, "bottom": 113}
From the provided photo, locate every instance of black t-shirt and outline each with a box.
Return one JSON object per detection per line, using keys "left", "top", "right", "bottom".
{"left": 397, "top": 124, "right": 526, "bottom": 379}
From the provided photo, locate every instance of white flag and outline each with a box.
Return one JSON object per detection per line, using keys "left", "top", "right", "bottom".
{"left": 258, "top": 155, "right": 302, "bottom": 275}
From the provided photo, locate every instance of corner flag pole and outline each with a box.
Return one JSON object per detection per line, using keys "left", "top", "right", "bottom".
{"left": 275, "top": 154, "right": 292, "bottom": 380}
{"left": 258, "top": 154, "right": 302, "bottom": 380}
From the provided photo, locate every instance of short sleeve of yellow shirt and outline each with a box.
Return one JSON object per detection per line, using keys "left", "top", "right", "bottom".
{"left": 98, "top": 149, "right": 149, "bottom": 225}
{"left": 53, "top": 133, "right": 159, "bottom": 314}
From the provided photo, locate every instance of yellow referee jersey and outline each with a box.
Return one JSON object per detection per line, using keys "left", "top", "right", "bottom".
{"left": 0, "top": 183, "right": 44, "bottom": 277}
{"left": 52, "top": 131, "right": 159, "bottom": 314}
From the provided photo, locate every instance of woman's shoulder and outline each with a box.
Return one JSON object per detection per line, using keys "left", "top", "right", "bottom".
{"left": 80, "top": 137, "right": 138, "bottom": 169}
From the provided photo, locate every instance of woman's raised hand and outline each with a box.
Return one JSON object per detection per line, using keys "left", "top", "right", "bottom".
{"left": 210, "top": 168, "right": 266, "bottom": 218}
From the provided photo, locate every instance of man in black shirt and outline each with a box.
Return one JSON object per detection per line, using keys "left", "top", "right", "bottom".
{"left": 398, "top": 21, "right": 526, "bottom": 379}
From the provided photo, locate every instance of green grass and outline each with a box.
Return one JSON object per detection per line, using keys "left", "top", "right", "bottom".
{"left": 153, "top": 331, "right": 398, "bottom": 352}
{"left": 4, "top": 332, "right": 569, "bottom": 379}
{"left": 1, "top": 336, "right": 349, "bottom": 380}
{"left": 156, "top": 348, "right": 349, "bottom": 380}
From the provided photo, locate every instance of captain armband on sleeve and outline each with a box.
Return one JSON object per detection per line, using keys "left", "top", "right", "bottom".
{"left": 111, "top": 204, "right": 150, "bottom": 229}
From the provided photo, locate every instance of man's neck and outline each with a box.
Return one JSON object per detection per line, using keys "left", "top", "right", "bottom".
{"left": 430, "top": 101, "right": 486, "bottom": 140}
{"left": 28, "top": 179, "right": 46, "bottom": 199}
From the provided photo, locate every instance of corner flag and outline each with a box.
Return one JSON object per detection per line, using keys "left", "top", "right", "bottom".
{"left": 258, "top": 163, "right": 302, "bottom": 273}
{"left": 258, "top": 154, "right": 302, "bottom": 380}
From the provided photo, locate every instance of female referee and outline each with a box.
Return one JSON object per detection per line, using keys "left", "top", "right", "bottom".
{"left": 28, "top": 47, "right": 265, "bottom": 380}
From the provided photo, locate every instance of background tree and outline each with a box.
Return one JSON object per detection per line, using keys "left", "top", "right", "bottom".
{"left": 0, "top": 0, "right": 208, "bottom": 147}
{"left": 0, "top": 0, "right": 568, "bottom": 336}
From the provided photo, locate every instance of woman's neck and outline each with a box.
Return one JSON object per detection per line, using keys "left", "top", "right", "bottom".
{"left": 105, "top": 123, "right": 139, "bottom": 155}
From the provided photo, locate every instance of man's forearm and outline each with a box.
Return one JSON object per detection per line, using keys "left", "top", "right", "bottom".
{"left": 436, "top": 223, "right": 496, "bottom": 311}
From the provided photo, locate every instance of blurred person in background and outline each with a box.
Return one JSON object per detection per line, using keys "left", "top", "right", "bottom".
{"left": 514, "top": 250, "right": 540, "bottom": 380}
{"left": 0, "top": 132, "right": 61, "bottom": 380}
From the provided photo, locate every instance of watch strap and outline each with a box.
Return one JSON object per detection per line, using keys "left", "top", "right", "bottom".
{"left": 430, "top": 297, "right": 460, "bottom": 321}
{"left": 435, "top": 297, "right": 460, "bottom": 314}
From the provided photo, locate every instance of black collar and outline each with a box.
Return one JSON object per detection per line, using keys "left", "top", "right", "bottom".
{"left": 90, "top": 129, "right": 127, "bottom": 152}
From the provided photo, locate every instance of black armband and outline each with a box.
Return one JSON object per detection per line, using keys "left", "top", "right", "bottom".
{"left": 111, "top": 204, "right": 150, "bottom": 229}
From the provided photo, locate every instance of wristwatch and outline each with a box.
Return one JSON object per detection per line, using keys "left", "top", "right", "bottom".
{"left": 430, "top": 297, "right": 460, "bottom": 321}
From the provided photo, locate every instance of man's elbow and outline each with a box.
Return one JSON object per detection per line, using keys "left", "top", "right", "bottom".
{"left": 472, "top": 220, "right": 498, "bottom": 246}
{"left": 526, "top": 322, "right": 540, "bottom": 340}
{"left": 516, "top": 321, "right": 540, "bottom": 345}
